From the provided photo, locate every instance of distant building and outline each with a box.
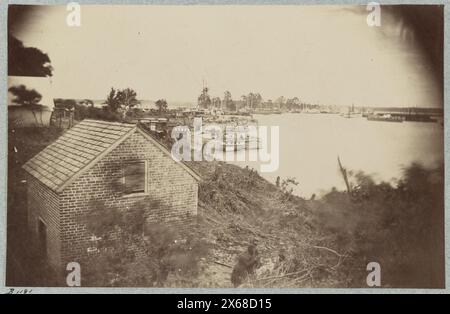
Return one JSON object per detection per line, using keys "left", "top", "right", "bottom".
{"left": 23, "top": 119, "right": 200, "bottom": 271}
{"left": 137, "top": 100, "right": 156, "bottom": 111}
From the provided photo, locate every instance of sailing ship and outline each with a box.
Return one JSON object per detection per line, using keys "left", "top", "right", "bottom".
{"left": 340, "top": 104, "right": 361, "bottom": 118}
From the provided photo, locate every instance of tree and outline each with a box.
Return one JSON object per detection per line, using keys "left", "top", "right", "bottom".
{"left": 116, "top": 88, "right": 139, "bottom": 118}
{"left": 56, "top": 99, "right": 77, "bottom": 110}
{"left": 314, "top": 163, "right": 444, "bottom": 287}
{"left": 275, "top": 96, "right": 285, "bottom": 110}
{"left": 280, "top": 177, "right": 299, "bottom": 202}
{"left": 241, "top": 95, "right": 248, "bottom": 108}
{"left": 8, "top": 34, "right": 53, "bottom": 77}
{"left": 254, "top": 93, "right": 263, "bottom": 109}
{"left": 104, "top": 88, "right": 120, "bottom": 112}
{"left": 155, "top": 99, "right": 168, "bottom": 113}
{"left": 241, "top": 93, "right": 263, "bottom": 110}
{"left": 224, "top": 91, "right": 232, "bottom": 101}
{"left": 248, "top": 93, "right": 254, "bottom": 109}
{"left": 286, "top": 97, "right": 300, "bottom": 110}
{"left": 9, "top": 85, "right": 43, "bottom": 125}
{"left": 223, "top": 91, "right": 235, "bottom": 112}
{"left": 245, "top": 93, "right": 263, "bottom": 110}
{"left": 104, "top": 88, "right": 139, "bottom": 119}
{"left": 198, "top": 87, "right": 211, "bottom": 109}
{"left": 212, "top": 97, "right": 221, "bottom": 109}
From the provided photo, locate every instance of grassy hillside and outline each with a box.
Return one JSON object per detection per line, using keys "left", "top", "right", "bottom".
{"left": 187, "top": 159, "right": 444, "bottom": 288}
{"left": 187, "top": 161, "right": 350, "bottom": 288}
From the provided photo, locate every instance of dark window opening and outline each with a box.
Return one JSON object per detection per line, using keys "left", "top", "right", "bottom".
{"left": 123, "top": 161, "right": 146, "bottom": 195}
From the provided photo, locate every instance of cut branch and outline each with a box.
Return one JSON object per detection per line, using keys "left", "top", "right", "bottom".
{"left": 214, "top": 261, "right": 232, "bottom": 268}
{"left": 256, "top": 269, "right": 309, "bottom": 281}
{"left": 309, "top": 245, "right": 347, "bottom": 257}
{"left": 337, "top": 156, "right": 352, "bottom": 194}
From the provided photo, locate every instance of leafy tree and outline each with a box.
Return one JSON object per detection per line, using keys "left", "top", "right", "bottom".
{"left": 313, "top": 163, "right": 444, "bottom": 288}
{"left": 104, "top": 88, "right": 120, "bottom": 112}
{"left": 9, "top": 85, "right": 42, "bottom": 107}
{"left": 8, "top": 34, "right": 53, "bottom": 77}
{"left": 280, "top": 177, "right": 299, "bottom": 202}
{"left": 285, "top": 97, "right": 300, "bottom": 110}
{"left": 275, "top": 96, "right": 285, "bottom": 109}
{"left": 244, "top": 93, "right": 263, "bottom": 109}
{"left": 9, "top": 85, "right": 43, "bottom": 125}
{"left": 241, "top": 95, "right": 248, "bottom": 108}
{"left": 223, "top": 91, "right": 235, "bottom": 112}
{"left": 211, "top": 97, "right": 221, "bottom": 109}
{"left": 198, "top": 87, "right": 211, "bottom": 109}
{"left": 104, "top": 88, "right": 139, "bottom": 119}
{"left": 55, "top": 99, "right": 77, "bottom": 110}
{"left": 254, "top": 93, "right": 263, "bottom": 109}
{"left": 240, "top": 93, "right": 264, "bottom": 110}
{"left": 116, "top": 88, "right": 139, "bottom": 118}
{"left": 155, "top": 99, "right": 168, "bottom": 113}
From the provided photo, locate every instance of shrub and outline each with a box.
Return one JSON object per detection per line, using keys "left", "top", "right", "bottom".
{"left": 80, "top": 200, "right": 210, "bottom": 287}
{"left": 311, "top": 163, "right": 444, "bottom": 288}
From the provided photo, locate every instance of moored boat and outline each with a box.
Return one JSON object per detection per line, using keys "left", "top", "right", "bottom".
{"left": 367, "top": 114, "right": 403, "bottom": 122}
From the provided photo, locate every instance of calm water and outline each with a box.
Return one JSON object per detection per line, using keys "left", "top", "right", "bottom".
{"left": 231, "top": 113, "right": 444, "bottom": 198}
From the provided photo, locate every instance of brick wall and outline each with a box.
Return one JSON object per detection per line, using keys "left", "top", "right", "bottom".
{"left": 27, "top": 174, "right": 62, "bottom": 269}
{"left": 59, "top": 130, "right": 198, "bottom": 266}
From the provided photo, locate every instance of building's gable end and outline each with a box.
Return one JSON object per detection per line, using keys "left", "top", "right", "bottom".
{"left": 135, "top": 128, "right": 201, "bottom": 182}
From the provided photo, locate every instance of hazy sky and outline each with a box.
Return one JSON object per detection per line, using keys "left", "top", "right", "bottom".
{"left": 10, "top": 5, "right": 442, "bottom": 107}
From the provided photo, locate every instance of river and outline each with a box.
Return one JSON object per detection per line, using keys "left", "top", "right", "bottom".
{"left": 230, "top": 113, "right": 444, "bottom": 198}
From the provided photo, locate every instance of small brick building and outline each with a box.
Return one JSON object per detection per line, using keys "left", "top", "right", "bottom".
{"left": 23, "top": 119, "right": 200, "bottom": 271}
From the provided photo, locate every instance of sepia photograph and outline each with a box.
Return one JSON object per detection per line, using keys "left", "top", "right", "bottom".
{"left": 4, "top": 3, "right": 445, "bottom": 290}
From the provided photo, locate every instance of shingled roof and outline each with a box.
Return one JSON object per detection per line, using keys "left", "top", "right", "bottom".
{"left": 23, "top": 119, "right": 200, "bottom": 193}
